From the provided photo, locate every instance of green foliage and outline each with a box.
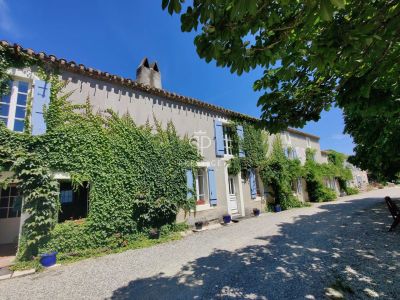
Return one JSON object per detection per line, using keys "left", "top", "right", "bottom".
{"left": 345, "top": 187, "right": 359, "bottom": 195}
{"left": 228, "top": 121, "right": 266, "bottom": 175}
{"left": 227, "top": 157, "right": 241, "bottom": 175}
{"left": 0, "top": 45, "right": 36, "bottom": 97}
{"left": 40, "top": 219, "right": 187, "bottom": 257}
{"left": 0, "top": 48, "right": 200, "bottom": 260}
{"left": 304, "top": 149, "right": 338, "bottom": 202}
{"left": 240, "top": 122, "right": 267, "bottom": 171}
{"left": 161, "top": 0, "right": 400, "bottom": 180}
{"left": 0, "top": 133, "right": 59, "bottom": 260}
{"left": 37, "top": 101, "right": 199, "bottom": 243}
{"left": 39, "top": 220, "right": 96, "bottom": 254}
{"left": 259, "top": 136, "right": 303, "bottom": 210}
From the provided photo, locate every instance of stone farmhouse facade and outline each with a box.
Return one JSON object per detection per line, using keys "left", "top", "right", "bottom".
{"left": 0, "top": 41, "right": 367, "bottom": 247}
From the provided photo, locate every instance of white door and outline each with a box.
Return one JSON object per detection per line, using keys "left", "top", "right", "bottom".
{"left": 228, "top": 176, "right": 239, "bottom": 214}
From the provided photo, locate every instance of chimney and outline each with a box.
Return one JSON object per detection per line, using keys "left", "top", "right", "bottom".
{"left": 136, "top": 57, "right": 162, "bottom": 89}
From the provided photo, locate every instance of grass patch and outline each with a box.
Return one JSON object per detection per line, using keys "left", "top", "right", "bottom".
{"left": 9, "top": 259, "right": 43, "bottom": 272}
{"left": 56, "top": 231, "right": 184, "bottom": 265}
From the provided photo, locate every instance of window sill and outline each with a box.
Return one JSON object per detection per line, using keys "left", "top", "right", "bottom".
{"left": 221, "top": 155, "right": 234, "bottom": 161}
{"left": 192, "top": 204, "right": 216, "bottom": 212}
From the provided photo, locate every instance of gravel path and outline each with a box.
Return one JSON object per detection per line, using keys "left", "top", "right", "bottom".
{"left": 1, "top": 187, "right": 399, "bottom": 300}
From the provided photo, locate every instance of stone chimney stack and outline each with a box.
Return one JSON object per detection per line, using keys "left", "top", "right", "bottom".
{"left": 136, "top": 57, "right": 162, "bottom": 89}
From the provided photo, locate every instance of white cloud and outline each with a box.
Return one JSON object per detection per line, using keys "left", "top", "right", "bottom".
{"left": 0, "top": 0, "right": 19, "bottom": 37}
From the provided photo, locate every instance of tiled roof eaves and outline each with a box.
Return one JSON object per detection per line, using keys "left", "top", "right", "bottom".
{"left": 1, "top": 40, "right": 319, "bottom": 139}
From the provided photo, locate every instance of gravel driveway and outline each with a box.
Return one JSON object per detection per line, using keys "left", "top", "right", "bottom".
{"left": 1, "top": 187, "right": 399, "bottom": 300}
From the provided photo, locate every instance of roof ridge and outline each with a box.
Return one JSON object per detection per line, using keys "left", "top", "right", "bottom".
{"left": 0, "top": 40, "right": 319, "bottom": 139}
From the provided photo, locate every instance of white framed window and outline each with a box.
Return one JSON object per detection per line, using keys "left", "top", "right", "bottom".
{"left": 306, "top": 137, "right": 311, "bottom": 148}
{"left": 0, "top": 186, "right": 21, "bottom": 219}
{"left": 223, "top": 125, "right": 233, "bottom": 155}
{"left": 195, "top": 168, "right": 209, "bottom": 205}
{"left": 228, "top": 177, "right": 235, "bottom": 195}
{"left": 0, "top": 80, "right": 30, "bottom": 132}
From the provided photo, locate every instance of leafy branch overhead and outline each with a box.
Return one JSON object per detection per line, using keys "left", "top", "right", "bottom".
{"left": 162, "top": 0, "right": 400, "bottom": 180}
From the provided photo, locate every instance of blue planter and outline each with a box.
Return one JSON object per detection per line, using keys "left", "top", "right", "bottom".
{"left": 39, "top": 252, "right": 57, "bottom": 267}
{"left": 223, "top": 215, "right": 231, "bottom": 224}
{"left": 274, "top": 204, "right": 282, "bottom": 212}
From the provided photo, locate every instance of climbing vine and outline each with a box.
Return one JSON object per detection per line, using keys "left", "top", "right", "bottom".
{"left": 259, "top": 136, "right": 304, "bottom": 210}
{"left": 227, "top": 121, "right": 267, "bottom": 175}
{"left": 304, "top": 149, "right": 353, "bottom": 202}
{"left": 0, "top": 45, "right": 200, "bottom": 259}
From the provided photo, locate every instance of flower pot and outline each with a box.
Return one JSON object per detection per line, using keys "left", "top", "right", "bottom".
{"left": 196, "top": 199, "right": 206, "bottom": 205}
{"left": 195, "top": 221, "right": 203, "bottom": 230}
{"left": 149, "top": 228, "right": 160, "bottom": 239}
{"left": 223, "top": 215, "right": 231, "bottom": 224}
{"left": 274, "top": 204, "right": 282, "bottom": 212}
{"left": 253, "top": 208, "right": 260, "bottom": 217}
{"left": 39, "top": 251, "right": 57, "bottom": 267}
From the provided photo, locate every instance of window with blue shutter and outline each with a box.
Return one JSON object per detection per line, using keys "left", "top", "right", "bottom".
{"left": 236, "top": 125, "right": 245, "bottom": 157}
{"left": 186, "top": 169, "right": 193, "bottom": 199}
{"left": 249, "top": 169, "right": 257, "bottom": 199}
{"left": 207, "top": 167, "right": 217, "bottom": 205}
{"left": 32, "top": 79, "right": 51, "bottom": 135}
{"left": 214, "top": 120, "right": 224, "bottom": 157}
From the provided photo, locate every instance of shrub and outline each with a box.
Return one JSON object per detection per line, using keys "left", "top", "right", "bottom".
{"left": 259, "top": 136, "right": 304, "bottom": 210}
{"left": 345, "top": 187, "right": 359, "bottom": 195}
{"left": 39, "top": 220, "right": 97, "bottom": 254}
{"left": 318, "top": 187, "right": 337, "bottom": 202}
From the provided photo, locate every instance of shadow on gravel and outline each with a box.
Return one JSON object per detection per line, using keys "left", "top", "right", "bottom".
{"left": 110, "top": 197, "right": 400, "bottom": 300}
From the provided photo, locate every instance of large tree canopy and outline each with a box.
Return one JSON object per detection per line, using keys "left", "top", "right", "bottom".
{"left": 161, "top": 0, "right": 400, "bottom": 180}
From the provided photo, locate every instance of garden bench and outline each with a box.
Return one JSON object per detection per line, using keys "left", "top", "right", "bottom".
{"left": 384, "top": 196, "right": 400, "bottom": 231}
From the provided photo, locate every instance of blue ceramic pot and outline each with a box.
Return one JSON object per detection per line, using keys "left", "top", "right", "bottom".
{"left": 223, "top": 215, "right": 231, "bottom": 224}
{"left": 39, "top": 251, "right": 57, "bottom": 267}
{"left": 274, "top": 204, "right": 282, "bottom": 212}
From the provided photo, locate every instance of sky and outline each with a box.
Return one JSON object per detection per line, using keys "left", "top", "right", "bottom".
{"left": 0, "top": 0, "right": 355, "bottom": 154}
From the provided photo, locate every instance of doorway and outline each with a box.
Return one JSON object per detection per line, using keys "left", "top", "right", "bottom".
{"left": 228, "top": 175, "right": 239, "bottom": 215}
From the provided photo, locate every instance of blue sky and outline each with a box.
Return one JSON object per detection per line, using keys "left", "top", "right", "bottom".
{"left": 0, "top": 0, "right": 354, "bottom": 154}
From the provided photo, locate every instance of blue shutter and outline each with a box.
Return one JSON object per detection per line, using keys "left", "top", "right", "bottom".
{"left": 186, "top": 169, "right": 193, "bottom": 199}
{"left": 249, "top": 169, "right": 257, "bottom": 199}
{"left": 207, "top": 167, "right": 217, "bottom": 205}
{"left": 214, "top": 120, "right": 224, "bottom": 157}
{"left": 236, "top": 125, "right": 245, "bottom": 158}
{"left": 32, "top": 79, "right": 51, "bottom": 135}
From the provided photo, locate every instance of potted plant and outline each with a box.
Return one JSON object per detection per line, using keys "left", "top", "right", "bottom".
{"left": 253, "top": 208, "right": 260, "bottom": 216}
{"left": 39, "top": 251, "right": 58, "bottom": 267}
{"left": 222, "top": 214, "right": 231, "bottom": 224}
{"left": 194, "top": 221, "right": 203, "bottom": 230}
{"left": 149, "top": 228, "right": 160, "bottom": 239}
{"left": 274, "top": 204, "right": 282, "bottom": 212}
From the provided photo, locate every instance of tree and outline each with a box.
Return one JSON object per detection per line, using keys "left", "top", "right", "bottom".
{"left": 161, "top": 0, "right": 400, "bottom": 180}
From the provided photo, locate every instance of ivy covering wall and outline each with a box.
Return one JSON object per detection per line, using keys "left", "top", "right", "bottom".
{"left": 0, "top": 45, "right": 200, "bottom": 259}
{"left": 304, "top": 149, "right": 353, "bottom": 202}
{"left": 259, "top": 136, "right": 304, "bottom": 210}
